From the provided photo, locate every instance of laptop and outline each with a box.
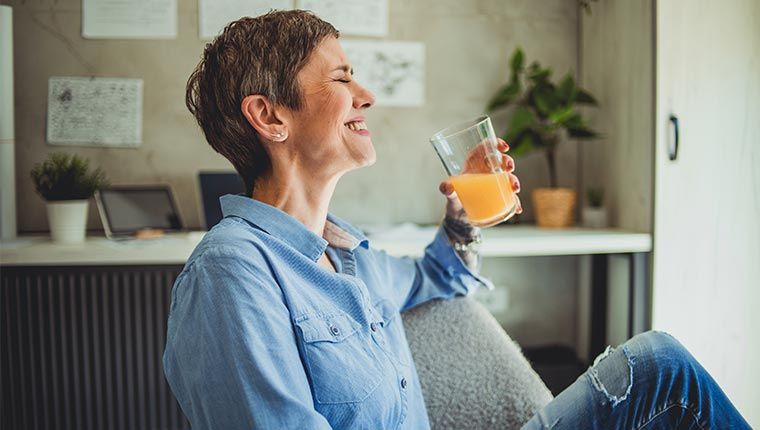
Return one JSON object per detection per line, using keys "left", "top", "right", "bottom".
{"left": 95, "top": 185, "right": 185, "bottom": 239}
{"left": 198, "top": 171, "right": 245, "bottom": 230}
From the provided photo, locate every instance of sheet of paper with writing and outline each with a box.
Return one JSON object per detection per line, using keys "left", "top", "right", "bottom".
{"left": 47, "top": 77, "right": 143, "bottom": 148}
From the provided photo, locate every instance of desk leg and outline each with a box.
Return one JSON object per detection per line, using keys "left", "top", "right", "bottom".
{"left": 628, "top": 252, "right": 652, "bottom": 337}
{"left": 589, "top": 254, "right": 608, "bottom": 361}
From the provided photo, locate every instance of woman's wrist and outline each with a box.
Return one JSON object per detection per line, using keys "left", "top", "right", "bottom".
{"left": 442, "top": 215, "right": 481, "bottom": 270}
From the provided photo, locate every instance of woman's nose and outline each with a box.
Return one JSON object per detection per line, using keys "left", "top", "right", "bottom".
{"left": 353, "top": 84, "right": 375, "bottom": 109}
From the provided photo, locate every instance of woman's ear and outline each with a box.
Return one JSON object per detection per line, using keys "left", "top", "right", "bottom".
{"left": 241, "top": 95, "right": 289, "bottom": 142}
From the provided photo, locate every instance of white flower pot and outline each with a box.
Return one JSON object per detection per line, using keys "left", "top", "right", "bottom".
{"left": 46, "top": 200, "right": 89, "bottom": 243}
{"left": 582, "top": 206, "right": 608, "bottom": 229}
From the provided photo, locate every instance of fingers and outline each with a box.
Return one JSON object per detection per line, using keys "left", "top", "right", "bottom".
{"left": 509, "top": 173, "right": 522, "bottom": 215}
{"left": 439, "top": 180, "right": 456, "bottom": 198}
{"left": 509, "top": 172, "right": 522, "bottom": 214}
{"left": 503, "top": 155, "right": 515, "bottom": 173}
{"left": 509, "top": 173, "right": 520, "bottom": 193}
{"left": 496, "top": 138, "right": 509, "bottom": 153}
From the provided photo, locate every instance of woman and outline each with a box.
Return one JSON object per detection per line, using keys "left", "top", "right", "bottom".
{"left": 163, "top": 10, "right": 749, "bottom": 429}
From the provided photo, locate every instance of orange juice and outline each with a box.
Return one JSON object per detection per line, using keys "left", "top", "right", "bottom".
{"left": 449, "top": 172, "right": 515, "bottom": 226}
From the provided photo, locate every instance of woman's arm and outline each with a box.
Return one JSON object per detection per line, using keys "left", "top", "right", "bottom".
{"left": 369, "top": 224, "right": 494, "bottom": 314}
{"left": 163, "top": 247, "right": 331, "bottom": 430}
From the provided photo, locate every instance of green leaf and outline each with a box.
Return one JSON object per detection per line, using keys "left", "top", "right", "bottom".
{"left": 510, "top": 48, "right": 524, "bottom": 75}
{"left": 505, "top": 107, "right": 537, "bottom": 138}
{"left": 549, "top": 105, "right": 576, "bottom": 124}
{"left": 505, "top": 130, "right": 537, "bottom": 157}
{"left": 30, "top": 152, "right": 109, "bottom": 201}
{"left": 528, "top": 67, "right": 551, "bottom": 83}
{"left": 531, "top": 84, "right": 558, "bottom": 117}
{"left": 567, "top": 125, "right": 599, "bottom": 139}
{"left": 557, "top": 74, "right": 577, "bottom": 104}
{"left": 486, "top": 78, "right": 521, "bottom": 112}
{"left": 574, "top": 88, "right": 598, "bottom": 105}
{"left": 563, "top": 112, "right": 584, "bottom": 128}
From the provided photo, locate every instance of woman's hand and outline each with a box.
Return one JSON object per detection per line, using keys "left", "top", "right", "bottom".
{"left": 438, "top": 138, "right": 523, "bottom": 222}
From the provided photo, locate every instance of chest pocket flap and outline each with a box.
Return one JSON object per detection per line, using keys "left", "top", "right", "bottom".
{"left": 374, "top": 299, "right": 400, "bottom": 328}
{"left": 298, "top": 313, "right": 359, "bottom": 343}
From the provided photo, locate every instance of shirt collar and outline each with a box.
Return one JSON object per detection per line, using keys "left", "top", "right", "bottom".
{"left": 220, "top": 194, "right": 369, "bottom": 261}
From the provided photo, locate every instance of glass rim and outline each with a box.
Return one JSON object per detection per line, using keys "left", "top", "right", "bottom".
{"left": 430, "top": 115, "right": 491, "bottom": 143}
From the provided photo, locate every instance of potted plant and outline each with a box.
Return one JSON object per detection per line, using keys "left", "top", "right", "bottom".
{"left": 487, "top": 48, "right": 599, "bottom": 228}
{"left": 582, "top": 187, "right": 608, "bottom": 228}
{"left": 30, "top": 152, "right": 108, "bottom": 243}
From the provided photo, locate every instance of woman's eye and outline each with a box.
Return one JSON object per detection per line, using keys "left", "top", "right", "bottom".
{"left": 336, "top": 79, "right": 351, "bottom": 83}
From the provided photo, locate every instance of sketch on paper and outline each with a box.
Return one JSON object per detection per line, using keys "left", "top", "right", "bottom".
{"left": 299, "top": 0, "right": 387, "bottom": 37}
{"left": 47, "top": 77, "right": 143, "bottom": 148}
{"left": 341, "top": 40, "right": 425, "bottom": 107}
{"left": 199, "top": 0, "right": 292, "bottom": 39}
{"left": 82, "top": 0, "right": 177, "bottom": 39}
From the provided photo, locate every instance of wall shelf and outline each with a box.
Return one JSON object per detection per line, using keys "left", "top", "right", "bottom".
{"left": 0, "top": 226, "right": 652, "bottom": 266}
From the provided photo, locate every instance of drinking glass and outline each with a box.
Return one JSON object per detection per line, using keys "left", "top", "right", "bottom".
{"left": 430, "top": 115, "right": 517, "bottom": 227}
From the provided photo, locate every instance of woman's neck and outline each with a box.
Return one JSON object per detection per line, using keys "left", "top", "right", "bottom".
{"left": 251, "top": 163, "right": 341, "bottom": 238}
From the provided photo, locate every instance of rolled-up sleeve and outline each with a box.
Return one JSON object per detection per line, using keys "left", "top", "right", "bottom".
{"left": 163, "top": 248, "right": 331, "bottom": 430}
{"left": 371, "top": 226, "right": 494, "bottom": 313}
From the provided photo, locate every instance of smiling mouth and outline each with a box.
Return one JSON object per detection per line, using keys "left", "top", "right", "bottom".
{"left": 344, "top": 120, "right": 368, "bottom": 131}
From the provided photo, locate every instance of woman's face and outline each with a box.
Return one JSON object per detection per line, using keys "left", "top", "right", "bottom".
{"left": 285, "top": 37, "right": 376, "bottom": 175}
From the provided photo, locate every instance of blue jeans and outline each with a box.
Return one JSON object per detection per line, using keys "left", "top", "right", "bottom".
{"left": 522, "top": 331, "right": 750, "bottom": 429}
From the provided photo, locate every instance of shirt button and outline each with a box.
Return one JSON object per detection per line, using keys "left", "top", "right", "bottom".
{"left": 400, "top": 378, "right": 407, "bottom": 389}
{"left": 370, "top": 322, "right": 378, "bottom": 332}
{"left": 330, "top": 326, "right": 340, "bottom": 336}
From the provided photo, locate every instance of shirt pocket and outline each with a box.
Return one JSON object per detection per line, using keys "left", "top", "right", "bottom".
{"left": 296, "top": 313, "right": 384, "bottom": 404}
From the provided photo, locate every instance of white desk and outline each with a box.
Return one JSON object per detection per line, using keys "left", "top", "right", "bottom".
{"left": 0, "top": 226, "right": 651, "bottom": 266}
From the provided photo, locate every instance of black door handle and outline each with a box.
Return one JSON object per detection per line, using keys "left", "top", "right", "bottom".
{"left": 668, "top": 115, "right": 679, "bottom": 161}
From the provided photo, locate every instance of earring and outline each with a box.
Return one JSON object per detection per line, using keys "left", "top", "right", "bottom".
{"left": 273, "top": 132, "right": 286, "bottom": 141}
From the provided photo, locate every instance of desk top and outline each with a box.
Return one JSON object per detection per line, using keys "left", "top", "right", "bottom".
{"left": 0, "top": 226, "right": 651, "bottom": 266}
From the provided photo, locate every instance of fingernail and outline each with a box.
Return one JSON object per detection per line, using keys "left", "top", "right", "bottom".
{"left": 507, "top": 159, "right": 514, "bottom": 170}
{"left": 512, "top": 180, "right": 520, "bottom": 190}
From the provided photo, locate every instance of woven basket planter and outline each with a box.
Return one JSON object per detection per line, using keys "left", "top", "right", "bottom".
{"left": 532, "top": 188, "right": 576, "bottom": 228}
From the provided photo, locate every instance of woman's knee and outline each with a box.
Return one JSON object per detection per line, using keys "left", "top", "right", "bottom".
{"left": 626, "top": 330, "right": 698, "bottom": 379}
{"left": 585, "top": 331, "right": 696, "bottom": 408}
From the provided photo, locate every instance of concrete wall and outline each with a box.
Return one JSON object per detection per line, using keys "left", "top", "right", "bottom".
{"left": 6, "top": 0, "right": 581, "bottom": 347}
{"left": 579, "top": 1, "right": 654, "bottom": 233}
{"left": 7, "top": 0, "right": 579, "bottom": 232}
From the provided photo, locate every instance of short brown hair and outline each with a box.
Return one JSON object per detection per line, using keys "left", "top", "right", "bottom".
{"left": 185, "top": 10, "right": 339, "bottom": 194}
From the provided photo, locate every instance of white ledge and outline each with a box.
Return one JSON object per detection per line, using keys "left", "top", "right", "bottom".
{"left": 0, "top": 226, "right": 652, "bottom": 266}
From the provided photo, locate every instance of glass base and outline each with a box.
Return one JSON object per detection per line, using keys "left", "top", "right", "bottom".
{"left": 468, "top": 202, "right": 518, "bottom": 228}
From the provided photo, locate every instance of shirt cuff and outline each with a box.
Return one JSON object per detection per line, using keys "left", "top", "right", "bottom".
{"left": 427, "top": 226, "right": 495, "bottom": 291}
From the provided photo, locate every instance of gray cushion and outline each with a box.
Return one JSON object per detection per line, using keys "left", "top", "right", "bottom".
{"left": 402, "top": 297, "right": 553, "bottom": 429}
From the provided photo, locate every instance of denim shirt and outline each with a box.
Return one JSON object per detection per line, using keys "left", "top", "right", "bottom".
{"left": 163, "top": 194, "right": 493, "bottom": 429}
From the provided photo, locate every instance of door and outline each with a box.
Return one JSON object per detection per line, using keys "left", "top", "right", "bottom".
{"left": 654, "top": 0, "right": 760, "bottom": 425}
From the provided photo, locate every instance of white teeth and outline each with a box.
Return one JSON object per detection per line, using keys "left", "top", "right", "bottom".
{"left": 345, "top": 121, "right": 367, "bottom": 131}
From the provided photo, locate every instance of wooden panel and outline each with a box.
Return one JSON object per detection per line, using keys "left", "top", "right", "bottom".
{"left": 654, "top": 0, "right": 760, "bottom": 425}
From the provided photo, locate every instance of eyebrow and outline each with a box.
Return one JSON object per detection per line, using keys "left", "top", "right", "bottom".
{"left": 332, "top": 65, "right": 354, "bottom": 75}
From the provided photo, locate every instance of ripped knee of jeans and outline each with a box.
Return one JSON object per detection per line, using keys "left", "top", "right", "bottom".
{"left": 587, "top": 345, "right": 635, "bottom": 407}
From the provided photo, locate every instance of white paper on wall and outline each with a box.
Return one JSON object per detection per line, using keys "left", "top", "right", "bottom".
{"left": 341, "top": 40, "right": 425, "bottom": 107}
{"left": 47, "top": 77, "right": 143, "bottom": 148}
{"left": 199, "top": 0, "right": 292, "bottom": 39}
{"left": 82, "top": 0, "right": 177, "bottom": 39}
{"left": 299, "top": 0, "right": 387, "bottom": 37}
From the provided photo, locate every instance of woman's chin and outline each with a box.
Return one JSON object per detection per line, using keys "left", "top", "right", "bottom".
{"left": 347, "top": 140, "right": 376, "bottom": 169}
